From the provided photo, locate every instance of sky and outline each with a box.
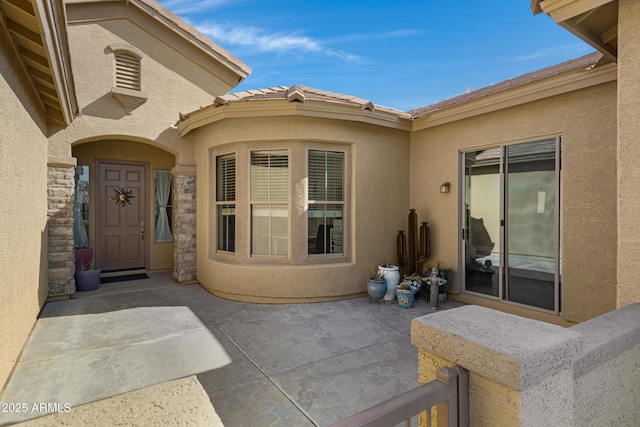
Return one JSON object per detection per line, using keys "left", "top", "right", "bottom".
{"left": 157, "top": 0, "right": 594, "bottom": 112}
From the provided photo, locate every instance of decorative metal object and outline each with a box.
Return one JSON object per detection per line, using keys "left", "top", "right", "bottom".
{"left": 111, "top": 185, "right": 135, "bottom": 208}
{"left": 397, "top": 209, "right": 430, "bottom": 275}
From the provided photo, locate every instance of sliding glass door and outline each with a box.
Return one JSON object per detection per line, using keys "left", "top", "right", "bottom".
{"left": 461, "top": 137, "right": 561, "bottom": 313}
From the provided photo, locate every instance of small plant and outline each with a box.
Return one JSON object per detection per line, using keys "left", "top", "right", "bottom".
{"left": 424, "top": 261, "right": 454, "bottom": 279}
{"left": 399, "top": 281, "right": 411, "bottom": 290}
{"left": 76, "top": 260, "right": 94, "bottom": 271}
{"left": 369, "top": 269, "right": 386, "bottom": 281}
{"left": 403, "top": 273, "right": 423, "bottom": 288}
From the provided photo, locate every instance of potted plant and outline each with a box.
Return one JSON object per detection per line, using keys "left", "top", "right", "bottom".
{"left": 367, "top": 269, "right": 387, "bottom": 302}
{"left": 395, "top": 281, "right": 418, "bottom": 308}
{"left": 378, "top": 263, "right": 400, "bottom": 300}
{"left": 74, "top": 260, "right": 101, "bottom": 291}
{"left": 74, "top": 241, "right": 94, "bottom": 272}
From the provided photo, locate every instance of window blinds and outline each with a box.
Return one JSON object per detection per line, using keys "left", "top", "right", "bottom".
{"left": 251, "top": 150, "right": 288, "bottom": 201}
{"left": 308, "top": 150, "right": 344, "bottom": 201}
{"left": 217, "top": 153, "right": 236, "bottom": 202}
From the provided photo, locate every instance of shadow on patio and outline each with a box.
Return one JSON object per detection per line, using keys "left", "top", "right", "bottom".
{"left": 1, "top": 271, "right": 465, "bottom": 426}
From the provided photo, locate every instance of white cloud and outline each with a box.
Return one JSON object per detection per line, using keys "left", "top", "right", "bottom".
{"left": 515, "top": 44, "right": 592, "bottom": 61}
{"left": 196, "top": 23, "right": 364, "bottom": 63}
{"left": 160, "top": 0, "right": 230, "bottom": 15}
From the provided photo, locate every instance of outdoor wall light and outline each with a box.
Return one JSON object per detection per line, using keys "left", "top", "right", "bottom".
{"left": 440, "top": 182, "right": 451, "bottom": 193}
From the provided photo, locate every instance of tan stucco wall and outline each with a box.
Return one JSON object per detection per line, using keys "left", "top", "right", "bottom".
{"left": 193, "top": 115, "right": 410, "bottom": 302}
{"left": 411, "top": 81, "right": 617, "bottom": 323}
{"left": 47, "top": 2, "right": 237, "bottom": 163}
{"left": 0, "top": 33, "right": 49, "bottom": 389}
{"left": 617, "top": 0, "right": 640, "bottom": 308}
{"left": 73, "top": 140, "right": 176, "bottom": 271}
{"left": 418, "top": 351, "right": 520, "bottom": 427}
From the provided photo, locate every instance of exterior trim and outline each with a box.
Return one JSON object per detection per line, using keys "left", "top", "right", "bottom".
{"left": 411, "top": 61, "right": 616, "bottom": 131}
{"left": 177, "top": 100, "right": 412, "bottom": 137}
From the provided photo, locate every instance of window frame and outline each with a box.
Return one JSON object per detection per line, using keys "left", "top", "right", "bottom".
{"left": 250, "top": 149, "right": 290, "bottom": 257}
{"left": 307, "top": 149, "right": 345, "bottom": 257}
{"left": 216, "top": 153, "right": 237, "bottom": 253}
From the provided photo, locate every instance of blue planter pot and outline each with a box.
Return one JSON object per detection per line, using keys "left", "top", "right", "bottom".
{"left": 367, "top": 279, "right": 387, "bottom": 300}
{"left": 75, "top": 268, "right": 101, "bottom": 291}
{"left": 395, "top": 288, "right": 418, "bottom": 308}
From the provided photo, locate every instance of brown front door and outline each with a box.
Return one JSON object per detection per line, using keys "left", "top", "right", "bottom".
{"left": 97, "top": 161, "right": 147, "bottom": 271}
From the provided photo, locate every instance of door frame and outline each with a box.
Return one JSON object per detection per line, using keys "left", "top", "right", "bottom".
{"left": 95, "top": 158, "right": 150, "bottom": 271}
{"left": 458, "top": 136, "right": 562, "bottom": 315}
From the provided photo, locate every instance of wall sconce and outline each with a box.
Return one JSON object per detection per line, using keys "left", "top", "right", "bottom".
{"left": 440, "top": 182, "right": 451, "bottom": 193}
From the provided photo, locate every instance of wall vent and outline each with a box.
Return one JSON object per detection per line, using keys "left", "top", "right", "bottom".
{"left": 115, "top": 52, "right": 141, "bottom": 91}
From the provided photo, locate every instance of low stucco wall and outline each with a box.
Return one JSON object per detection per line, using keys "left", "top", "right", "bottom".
{"left": 412, "top": 303, "right": 640, "bottom": 426}
{"left": 194, "top": 116, "right": 410, "bottom": 302}
{"left": 0, "top": 30, "right": 49, "bottom": 389}
{"left": 17, "top": 376, "right": 223, "bottom": 427}
{"left": 411, "top": 81, "right": 617, "bottom": 323}
{"left": 570, "top": 303, "right": 640, "bottom": 426}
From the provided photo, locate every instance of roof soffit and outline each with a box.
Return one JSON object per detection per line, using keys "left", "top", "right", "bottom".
{"left": 535, "top": 0, "right": 618, "bottom": 60}
{"left": 1, "top": 0, "right": 78, "bottom": 126}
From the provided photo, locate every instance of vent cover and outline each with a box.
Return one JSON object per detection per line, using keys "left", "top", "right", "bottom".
{"left": 115, "top": 52, "right": 141, "bottom": 91}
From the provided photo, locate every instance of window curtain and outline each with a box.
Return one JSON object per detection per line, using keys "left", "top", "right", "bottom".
{"left": 73, "top": 166, "right": 89, "bottom": 248}
{"left": 155, "top": 170, "right": 172, "bottom": 242}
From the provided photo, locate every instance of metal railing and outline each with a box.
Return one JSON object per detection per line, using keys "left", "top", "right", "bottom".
{"left": 330, "top": 366, "right": 469, "bottom": 427}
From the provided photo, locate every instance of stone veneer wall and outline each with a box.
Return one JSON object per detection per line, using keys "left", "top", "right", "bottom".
{"left": 47, "top": 157, "right": 76, "bottom": 297}
{"left": 172, "top": 165, "right": 197, "bottom": 283}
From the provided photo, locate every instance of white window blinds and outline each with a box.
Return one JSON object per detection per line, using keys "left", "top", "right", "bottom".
{"left": 251, "top": 150, "right": 289, "bottom": 201}
{"left": 308, "top": 150, "right": 344, "bottom": 202}
{"left": 217, "top": 153, "right": 236, "bottom": 202}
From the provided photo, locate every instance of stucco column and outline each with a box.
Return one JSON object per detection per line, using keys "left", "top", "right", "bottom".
{"left": 617, "top": 0, "right": 640, "bottom": 308}
{"left": 47, "top": 155, "right": 77, "bottom": 297}
{"left": 411, "top": 305, "right": 582, "bottom": 426}
{"left": 172, "top": 165, "right": 197, "bottom": 283}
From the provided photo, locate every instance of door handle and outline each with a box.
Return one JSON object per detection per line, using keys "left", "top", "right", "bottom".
{"left": 141, "top": 222, "right": 145, "bottom": 240}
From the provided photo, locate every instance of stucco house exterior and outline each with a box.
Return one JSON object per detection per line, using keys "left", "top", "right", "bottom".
{"left": 1, "top": 0, "right": 639, "bottom": 416}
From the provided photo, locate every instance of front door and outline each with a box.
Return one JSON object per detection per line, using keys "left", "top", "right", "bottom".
{"left": 97, "top": 161, "right": 147, "bottom": 271}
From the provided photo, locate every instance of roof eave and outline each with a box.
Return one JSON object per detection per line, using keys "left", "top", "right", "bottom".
{"left": 0, "top": 0, "right": 78, "bottom": 126}
{"left": 535, "top": 0, "right": 618, "bottom": 61}
{"left": 411, "top": 61, "right": 616, "bottom": 131}
{"left": 177, "top": 100, "right": 411, "bottom": 137}
{"left": 38, "top": 0, "right": 78, "bottom": 126}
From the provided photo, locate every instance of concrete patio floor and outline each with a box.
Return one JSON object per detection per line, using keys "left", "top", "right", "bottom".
{"left": 1, "top": 271, "right": 465, "bottom": 426}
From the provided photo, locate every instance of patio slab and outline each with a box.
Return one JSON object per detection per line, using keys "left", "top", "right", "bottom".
{"left": 0, "top": 273, "right": 465, "bottom": 426}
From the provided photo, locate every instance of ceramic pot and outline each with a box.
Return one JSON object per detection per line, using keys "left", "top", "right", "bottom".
{"left": 75, "top": 268, "right": 101, "bottom": 291}
{"left": 379, "top": 265, "right": 400, "bottom": 300}
{"left": 367, "top": 279, "right": 387, "bottom": 300}
{"left": 395, "top": 288, "right": 418, "bottom": 309}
